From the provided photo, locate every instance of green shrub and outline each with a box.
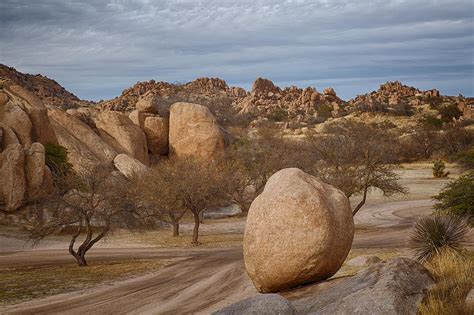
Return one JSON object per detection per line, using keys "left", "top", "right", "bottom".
{"left": 422, "top": 115, "right": 443, "bottom": 129}
{"left": 434, "top": 173, "right": 474, "bottom": 225}
{"left": 44, "top": 143, "right": 72, "bottom": 179}
{"left": 455, "top": 148, "right": 474, "bottom": 170}
{"left": 411, "top": 215, "right": 469, "bottom": 262}
{"left": 432, "top": 160, "right": 449, "bottom": 178}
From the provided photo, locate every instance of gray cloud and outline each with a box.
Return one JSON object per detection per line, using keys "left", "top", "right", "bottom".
{"left": 0, "top": 0, "right": 472, "bottom": 100}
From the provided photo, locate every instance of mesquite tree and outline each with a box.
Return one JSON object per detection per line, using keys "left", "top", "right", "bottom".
{"left": 308, "top": 121, "right": 406, "bottom": 215}
{"left": 26, "top": 165, "right": 134, "bottom": 266}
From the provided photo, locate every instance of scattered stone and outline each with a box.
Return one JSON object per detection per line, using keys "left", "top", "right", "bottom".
{"left": 244, "top": 168, "right": 354, "bottom": 293}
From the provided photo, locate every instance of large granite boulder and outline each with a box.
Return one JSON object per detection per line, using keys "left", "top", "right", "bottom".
{"left": 25, "top": 142, "right": 46, "bottom": 199}
{"left": 243, "top": 168, "right": 354, "bottom": 293}
{"left": 169, "top": 102, "right": 225, "bottom": 159}
{"left": 287, "top": 258, "right": 434, "bottom": 315}
{"left": 95, "top": 111, "right": 149, "bottom": 165}
{"left": 1, "top": 101, "right": 33, "bottom": 147}
{"left": 213, "top": 294, "right": 296, "bottom": 315}
{"left": 0, "top": 123, "right": 20, "bottom": 149}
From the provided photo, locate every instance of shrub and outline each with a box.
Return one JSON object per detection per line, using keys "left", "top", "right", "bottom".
{"left": 422, "top": 115, "right": 443, "bottom": 129}
{"left": 44, "top": 143, "right": 72, "bottom": 179}
{"left": 419, "top": 250, "right": 473, "bottom": 315}
{"left": 434, "top": 173, "right": 474, "bottom": 225}
{"left": 432, "top": 160, "right": 449, "bottom": 178}
{"left": 438, "top": 104, "right": 463, "bottom": 122}
{"left": 411, "top": 215, "right": 469, "bottom": 262}
{"left": 454, "top": 147, "right": 474, "bottom": 170}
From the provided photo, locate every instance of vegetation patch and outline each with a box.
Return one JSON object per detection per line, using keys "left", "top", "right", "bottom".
{"left": 0, "top": 258, "right": 165, "bottom": 305}
{"left": 419, "top": 250, "right": 474, "bottom": 315}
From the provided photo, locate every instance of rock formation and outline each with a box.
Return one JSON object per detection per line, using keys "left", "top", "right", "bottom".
{"left": 169, "top": 102, "right": 225, "bottom": 159}
{"left": 94, "top": 111, "right": 149, "bottom": 165}
{"left": 288, "top": 258, "right": 434, "bottom": 314}
{"left": 213, "top": 294, "right": 296, "bottom": 315}
{"left": 243, "top": 168, "right": 354, "bottom": 293}
{"left": 48, "top": 108, "right": 117, "bottom": 172}
{"left": 0, "top": 64, "right": 92, "bottom": 108}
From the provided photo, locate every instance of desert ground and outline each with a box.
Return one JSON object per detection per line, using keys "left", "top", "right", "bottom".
{"left": 0, "top": 163, "right": 472, "bottom": 314}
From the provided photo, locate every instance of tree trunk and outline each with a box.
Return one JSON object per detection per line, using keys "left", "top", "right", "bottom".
{"left": 352, "top": 186, "right": 368, "bottom": 216}
{"left": 172, "top": 222, "right": 180, "bottom": 236}
{"left": 77, "top": 254, "right": 88, "bottom": 267}
{"left": 192, "top": 212, "right": 200, "bottom": 245}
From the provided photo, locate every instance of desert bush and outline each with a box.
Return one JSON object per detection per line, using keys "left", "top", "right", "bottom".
{"left": 437, "top": 125, "right": 474, "bottom": 160}
{"left": 421, "top": 115, "right": 443, "bottom": 129}
{"left": 432, "top": 160, "right": 449, "bottom": 178}
{"left": 438, "top": 103, "right": 463, "bottom": 122}
{"left": 44, "top": 143, "right": 73, "bottom": 180}
{"left": 434, "top": 173, "right": 474, "bottom": 225}
{"left": 419, "top": 250, "right": 473, "bottom": 315}
{"left": 455, "top": 148, "right": 474, "bottom": 170}
{"left": 411, "top": 215, "right": 469, "bottom": 262}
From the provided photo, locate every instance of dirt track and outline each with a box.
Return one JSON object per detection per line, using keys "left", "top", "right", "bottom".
{"left": 1, "top": 198, "right": 472, "bottom": 314}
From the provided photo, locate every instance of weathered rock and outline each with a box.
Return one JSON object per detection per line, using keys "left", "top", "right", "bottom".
{"left": 0, "top": 144, "right": 26, "bottom": 212}
{"left": 169, "top": 102, "right": 225, "bottom": 159}
{"left": 143, "top": 116, "right": 169, "bottom": 155}
{"left": 466, "top": 288, "right": 474, "bottom": 310}
{"left": 244, "top": 168, "right": 354, "bottom": 293}
{"left": 48, "top": 108, "right": 117, "bottom": 171}
{"left": 323, "top": 87, "right": 336, "bottom": 96}
{"left": 24, "top": 142, "right": 45, "bottom": 199}
{"left": 213, "top": 294, "right": 296, "bottom": 315}
{"left": 95, "top": 111, "right": 149, "bottom": 165}
{"left": 6, "top": 84, "right": 58, "bottom": 145}
{"left": 113, "top": 154, "right": 148, "bottom": 179}
{"left": 288, "top": 258, "right": 434, "bottom": 315}
{"left": 1, "top": 102, "right": 33, "bottom": 147}
{"left": 0, "top": 123, "right": 19, "bottom": 149}
{"left": 346, "top": 255, "right": 382, "bottom": 267}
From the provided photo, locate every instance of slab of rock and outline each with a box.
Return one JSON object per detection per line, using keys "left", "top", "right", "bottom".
{"left": 169, "top": 102, "right": 225, "bottom": 159}
{"left": 48, "top": 108, "right": 117, "bottom": 171}
{"left": 25, "top": 142, "right": 45, "bottom": 199}
{"left": 5, "top": 83, "right": 58, "bottom": 145}
{"left": 95, "top": 111, "right": 149, "bottom": 165}
{"left": 288, "top": 257, "right": 434, "bottom": 315}
{"left": 244, "top": 168, "right": 354, "bottom": 293}
{"left": 0, "top": 144, "right": 26, "bottom": 212}
{"left": 113, "top": 154, "right": 149, "bottom": 179}
{"left": 213, "top": 294, "right": 296, "bottom": 315}
{"left": 143, "top": 116, "right": 169, "bottom": 155}
{"left": 346, "top": 255, "right": 382, "bottom": 267}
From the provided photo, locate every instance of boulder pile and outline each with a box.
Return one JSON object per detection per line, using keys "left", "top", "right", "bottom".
{"left": 0, "top": 81, "right": 56, "bottom": 212}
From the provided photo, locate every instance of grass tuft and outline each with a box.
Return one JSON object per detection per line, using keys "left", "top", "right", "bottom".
{"left": 419, "top": 250, "right": 473, "bottom": 315}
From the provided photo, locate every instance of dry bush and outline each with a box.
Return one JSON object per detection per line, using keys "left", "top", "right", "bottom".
{"left": 419, "top": 250, "right": 473, "bottom": 315}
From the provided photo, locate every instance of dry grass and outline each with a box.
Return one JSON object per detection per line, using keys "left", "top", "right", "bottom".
{"left": 130, "top": 229, "right": 243, "bottom": 248}
{"left": 419, "top": 250, "right": 474, "bottom": 315}
{"left": 0, "top": 258, "right": 165, "bottom": 305}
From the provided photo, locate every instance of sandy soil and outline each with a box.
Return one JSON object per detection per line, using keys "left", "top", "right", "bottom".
{"left": 0, "top": 165, "right": 472, "bottom": 314}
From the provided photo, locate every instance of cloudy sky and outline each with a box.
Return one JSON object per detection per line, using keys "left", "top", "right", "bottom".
{"left": 0, "top": 0, "right": 473, "bottom": 100}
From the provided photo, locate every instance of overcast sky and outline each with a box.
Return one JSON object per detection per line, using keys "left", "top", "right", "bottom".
{"left": 0, "top": 0, "right": 473, "bottom": 101}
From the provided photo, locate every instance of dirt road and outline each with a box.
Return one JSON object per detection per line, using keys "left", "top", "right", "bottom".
{"left": 1, "top": 198, "right": 472, "bottom": 314}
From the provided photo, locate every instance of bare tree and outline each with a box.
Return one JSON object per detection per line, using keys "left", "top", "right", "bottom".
{"left": 308, "top": 121, "right": 406, "bottom": 216}
{"left": 130, "top": 165, "right": 187, "bottom": 237}
{"left": 25, "top": 165, "right": 134, "bottom": 266}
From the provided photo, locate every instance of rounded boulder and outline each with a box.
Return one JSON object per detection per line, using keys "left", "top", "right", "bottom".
{"left": 243, "top": 168, "right": 354, "bottom": 293}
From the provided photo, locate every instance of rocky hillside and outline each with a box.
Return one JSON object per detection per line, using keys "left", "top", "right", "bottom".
{"left": 0, "top": 64, "right": 92, "bottom": 109}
